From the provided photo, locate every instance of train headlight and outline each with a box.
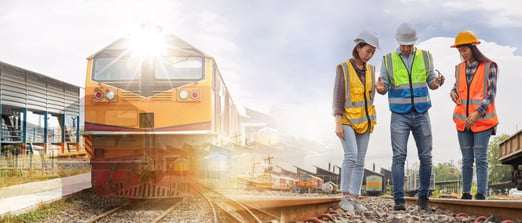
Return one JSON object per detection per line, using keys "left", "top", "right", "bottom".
{"left": 94, "top": 90, "right": 104, "bottom": 100}
{"left": 178, "top": 89, "right": 188, "bottom": 100}
{"left": 105, "top": 90, "right": 116, "bottom": 101}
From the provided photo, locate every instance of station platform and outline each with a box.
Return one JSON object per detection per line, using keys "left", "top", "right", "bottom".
{"left": 0, "top": 172, "right": 90, "bottom": 216}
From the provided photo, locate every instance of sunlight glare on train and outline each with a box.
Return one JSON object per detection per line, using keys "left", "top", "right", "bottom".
{"left": 128, "top": 24, "right": 167, "bottom": 57}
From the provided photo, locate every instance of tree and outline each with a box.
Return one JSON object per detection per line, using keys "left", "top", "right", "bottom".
{"left": 433, "top": 161, "right": 461, "bottom": 181}
{"left": 488, "top": 134, "right": 512, "bottom": 184}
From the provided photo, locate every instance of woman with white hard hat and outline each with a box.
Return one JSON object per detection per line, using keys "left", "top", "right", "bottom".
{"left": 332, "top": 31, "right": 379, "bottom": 213}
{"left": 450, "top": 30, "right": 498, "bottom": 201}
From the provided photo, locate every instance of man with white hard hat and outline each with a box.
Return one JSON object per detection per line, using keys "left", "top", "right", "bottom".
{"left": 375, "top": 22, "right": 445, "bottom": 212}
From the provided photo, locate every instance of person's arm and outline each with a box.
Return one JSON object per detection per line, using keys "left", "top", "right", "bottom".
{"left": 450, "top": 64, "right": 459, "bottom": 103}
{"left": 426, "top": 51, "right": 445, "bottom": 89}
{"left": 376, "top": 56, "right": 389, "bottom": 95}
{"left": 333, "top": 65, "right": 346, "bottom": 116}
{"left": 335, "top": 114, "right": 344, "bottom": 139}
{"left": 450, "top": 82, "right": 458, "bottom": 103}
{"left": 333, "top": 65, "right": 345, "bottom": 139}
{"left": 476, "top": 63, "right": 498, "bottom": 117}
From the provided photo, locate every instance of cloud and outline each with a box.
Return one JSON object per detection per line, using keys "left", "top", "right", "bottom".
{"left": 1, "top": 0, "right": 521, "bottom": 172}
{"left": 443, "top": 0, "right": 522, "bottom": 27}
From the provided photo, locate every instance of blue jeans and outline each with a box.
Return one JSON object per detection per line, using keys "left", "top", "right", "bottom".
{"left": 339, "top": 125, "right": 370, "bottom": 195}
{"left": 391, "top": 110, "right": 433, "bottom": 200}
{"left": 458, "top": 128, "right": 492, "bottom": 196}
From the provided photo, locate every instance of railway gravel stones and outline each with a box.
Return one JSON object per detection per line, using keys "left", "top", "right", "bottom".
{"left": 321, "top": 197, "right": 486, "bottom": 223}
{"left": 25, "top": 190, "right": 520, "bottom": 222}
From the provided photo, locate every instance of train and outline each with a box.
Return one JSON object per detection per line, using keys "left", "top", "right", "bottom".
{"left": 499, "top": 130, "right": 522, "bottom": 190}
{"left": 252, "top": 171, "right": 326, "bottom": 193}
{"left": 255, "top": 172, "right": 297, "bottom": 191}
{"left": 297, "top": 174, "right": 324, "bottom": 193}
{"left": 83, "top": 27, "right": 242, "bottom": 198}
{"left": 255, "top": 167, "right": 328, "bottom": 193}
{"left": 364, "top": 174, "right": 384, "bottom": 196}
{"left": 404, "top": 171, "right": 436, "bottom": 197}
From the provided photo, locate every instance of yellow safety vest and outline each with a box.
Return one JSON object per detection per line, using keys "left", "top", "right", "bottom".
{"left": 339, "top": 61, "right": 377, "bottom": 133}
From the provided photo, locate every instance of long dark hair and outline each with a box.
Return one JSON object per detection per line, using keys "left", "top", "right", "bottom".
{"left": 469, "top": 44, "right": 493, "bottom": 63}
{"left": 352, "top": 42, "right": 369, "bottom": 60}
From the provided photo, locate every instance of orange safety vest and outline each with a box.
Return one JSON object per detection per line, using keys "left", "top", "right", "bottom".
{"left": 452, "top": 62, "right": 498, "bottom": 132}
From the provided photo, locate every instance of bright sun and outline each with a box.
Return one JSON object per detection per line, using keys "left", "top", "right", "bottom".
{"left": 128, "top": 24, "right": 167, "bottom": 57}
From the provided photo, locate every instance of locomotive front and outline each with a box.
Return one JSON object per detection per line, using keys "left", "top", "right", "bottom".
{"left": 83, "top": 30, "right": 223, "bottom": 198}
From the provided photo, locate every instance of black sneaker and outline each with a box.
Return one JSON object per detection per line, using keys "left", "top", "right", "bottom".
{"left": 417, "top": 195, "right": 431, "bottom": 212}
{"left": 474, "top": 193, "right": 486, "bottom": 200}
{"left": 393, "top": 199, "right": 406, "bottom": 211}
{"left": 461, "top": 193, "right": 472, "bottom": 200}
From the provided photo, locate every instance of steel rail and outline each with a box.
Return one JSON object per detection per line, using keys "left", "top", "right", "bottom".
{"left": 150, "top": 197, "right": 186, "bottom": 223}
{"left": 404, "top": 197, "right": 522, "bottom": 221}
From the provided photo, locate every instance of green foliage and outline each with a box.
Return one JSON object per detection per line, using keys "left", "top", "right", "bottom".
{"left": 0, "top": 200, "right": 71, "bottom": 223}
{"left": 431, "top": 186, "right": 440, "bottom": 198}
{"left": 433, "top": 161, "right": 461, "bottom": 181}
{"left": 487, "top": 134, "right": 512, "bottom": 184}
{"left": 0, "top": 167, "right": 90, "bottom": 188}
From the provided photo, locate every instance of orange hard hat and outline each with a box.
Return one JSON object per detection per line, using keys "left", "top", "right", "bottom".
{"left": 451, "top": 31, "right": 481, "bottom": 48}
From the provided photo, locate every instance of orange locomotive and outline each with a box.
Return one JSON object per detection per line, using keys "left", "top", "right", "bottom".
{"left": 297, "top": 174, "right": 324, "bottom": 193}
{"left": 84, "top": 29, "right": 241, "bottom": 198}
{"left": 255, "top": 173, "right": 297, "bottom": 191}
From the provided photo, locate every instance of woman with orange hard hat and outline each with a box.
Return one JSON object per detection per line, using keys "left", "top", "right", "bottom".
{"left": 450, "top": 31, "right": 498, "bottom": 200}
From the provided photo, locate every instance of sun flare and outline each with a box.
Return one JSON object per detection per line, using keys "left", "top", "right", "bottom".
{"left": 128, "top": 24, "right": 167, "bottom": 57}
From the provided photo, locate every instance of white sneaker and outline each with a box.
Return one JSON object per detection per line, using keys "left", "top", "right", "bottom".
{"left": 339, "top": 196, "right": 354, "bottom": 211}
{"left": 353, "top": 199, "right": 368, "bottom": 211}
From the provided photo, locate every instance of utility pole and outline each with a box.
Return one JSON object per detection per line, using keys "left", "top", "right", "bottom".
{"left": 264, "top": 155, "right": 274, "bottom": 165}
{"left": 264, "top": 155, "right": 274, "bottom": 173}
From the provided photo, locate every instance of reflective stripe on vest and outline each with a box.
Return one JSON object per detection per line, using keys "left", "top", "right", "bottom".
{"left": 340, "top": 61, "right": 377, "bottom": 133}
{"left": 384, "top": 49, "right": 432, "bottom": 113}
{"left": 452, "top": 62, "right": 498, "bottom": 132}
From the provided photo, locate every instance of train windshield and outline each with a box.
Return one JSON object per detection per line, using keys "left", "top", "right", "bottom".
{"left": 93, "top": 56, "right": 141, "bottom": 81}
{"left": 299, "top": 176, "right": 312, "bottom": 181}
{"left": 93, "top": 56, "right": 203, "bottom": 82}
{"left": 257, "top": 174, "right": 271, "bottom": 182}
{"left": 155, "top": 56, "right": 203, "bottom": 80}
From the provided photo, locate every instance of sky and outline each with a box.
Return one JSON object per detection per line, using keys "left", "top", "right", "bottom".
{"left": 1, "top": 0, "right": 521, "bottom": 172}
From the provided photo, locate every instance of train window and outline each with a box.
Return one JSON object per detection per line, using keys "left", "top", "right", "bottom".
{"left": 299, "top": 176, "right": 312, "bottom": 181}
{"left": 154, "top": 57, "right": 203, "bottom": 80}
{"left": 93, "top": 56, "right": 140, "bottom": 81}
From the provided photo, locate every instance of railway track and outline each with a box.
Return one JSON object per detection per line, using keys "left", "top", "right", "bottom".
{"left": 80, "top": 198, "right": 183, "bottom": 223}
{"left": 201, "top": 188, "right": 279, "bottom": 223}
{"left": 12, "top": 184, "right": 522, "bottom": 222}
{"left": 52, "top": 185, "right": 278, "bottom": 223}
{"left": 84, "top": 205, "right": 126, "bottom": 223}
{"left": 422, "top": 197, "right": 522, "bottom": 222}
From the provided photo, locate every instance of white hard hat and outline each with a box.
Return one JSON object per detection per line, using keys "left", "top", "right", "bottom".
{"left": 354, "top": 31, "right": 380, "bottom": 49}
{"left": 395, "top": 22, "right": 418, "bottom": 45}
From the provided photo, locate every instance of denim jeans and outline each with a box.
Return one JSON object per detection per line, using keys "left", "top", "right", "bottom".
{"left": 390, "top": 110, "right": 433, "bottom": 200}
{"left": 339, "top": 125, "right": 370, "bottom": 195}
{"left": 458, "top": 128, "right": 492, "bottom": 196}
